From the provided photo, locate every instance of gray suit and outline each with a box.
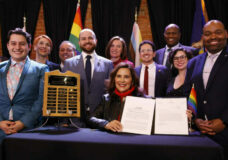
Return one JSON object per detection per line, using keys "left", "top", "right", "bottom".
{"left": 63, "top": 53, "right": 113, "bottom": 116}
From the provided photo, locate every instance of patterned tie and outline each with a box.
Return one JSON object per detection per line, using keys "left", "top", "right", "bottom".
{"left": 165, "top": 48, "right": 172, "bottom": 68}
{"left": 85, "top": 55, "right": 92, "bottom": 86}
{"left": 7, "top": 62, "right": 24, "bottom": 120}
{"left": 7, "top": 63, "right": 23, "bottom": 100}
{"left": 144, "top": 66, "right": 149, "bottom": 95}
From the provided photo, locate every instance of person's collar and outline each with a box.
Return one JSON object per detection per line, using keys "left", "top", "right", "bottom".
{"left": 207, "top": 50, "right": 222, "bottom": 58}
{"left": 81, "top": 51, "right": 95, "bottom": 60}
{"left": 60, "top": 62, "right": 64, "bottom": 69}
{"left": 10, "top": 57, "right": 26, "bottom": 66}
{"left": 142, "top": 62, "right": 155, "bottom": 69}
{"left": 165, "top": 43, "right": 180, "bottom": 51}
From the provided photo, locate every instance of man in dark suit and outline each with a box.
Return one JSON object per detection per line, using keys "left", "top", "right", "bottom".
{"left": 185, "top": 20, "right": 228, "bottom": 159}
{"left": 63, "top": 29, "right": 113, "bottom": 126}
{"left": 155, "top": 24, "right": 198, "bottom": 69}
{"left": 135, "top": 40, "right": 170, "bottom": 97}
{"left": 0, "top": 28, "right": 48, "bottom": 141}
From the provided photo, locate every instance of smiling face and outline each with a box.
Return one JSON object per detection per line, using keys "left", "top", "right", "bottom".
{"left": 115, "top": 68, "right": 132, "bottom": 93}
{"left": 173, "top": 51, "right": 188, "bottom": 71}
{"left": 164, "top": 25, "right": 181, "bottom": 48}
{"left": 59, "top": 42, "right": 75, "bottom": 62}
{"left": 79, "top": 30, "right": 97, "bottom": 54}
{"left": 110, "top": 39, "right": 122, "bottom": 62}
{"left": 34, "top": 37, "right": 51, "bottom": 57}
{"left": 7, "top": 34, "right": 30, "bottom": 62}
{"left": 139, "top": 43, "right": 155, "bottom": 65}
{"left": 203, "top": 20, "right": 227, "bottom": 54}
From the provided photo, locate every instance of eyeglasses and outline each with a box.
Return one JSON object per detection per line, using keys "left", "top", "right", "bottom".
{"left": 140, "top": 49, "right": 153, "bottom": 53}
{"left": 173, "top": 55, "right": 187, "bottom": 61}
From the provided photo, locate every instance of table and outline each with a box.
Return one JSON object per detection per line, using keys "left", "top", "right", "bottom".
{"left": 2, "top": 127, "right": 224, "bottom": 160}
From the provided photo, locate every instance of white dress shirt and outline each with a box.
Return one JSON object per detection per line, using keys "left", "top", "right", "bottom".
{"left": 82, "top": 51, "right": 95, "bottom": 78}
{"left": 163, "top": 43, "right": 180, "bottom": 66}
{"left": 140, "top": 63, "right": 156, "bottom": 97}
{"left": 203, "top": 51, "right": 221, "bottom": 88}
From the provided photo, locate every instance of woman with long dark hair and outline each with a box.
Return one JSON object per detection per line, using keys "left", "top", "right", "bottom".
{"left": 88, "top": 62, "right": 145, "bottom": 132}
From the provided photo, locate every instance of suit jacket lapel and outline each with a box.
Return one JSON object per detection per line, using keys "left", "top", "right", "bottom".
{"left": 13, "top": 57, "right": 31, "bottom": 98}
{"left": 91, "top": 53, "right": 99, "bottom": 86}
{"left": 135, "top": 65, "right": 142, "bottom": 77}
{"left": 1, "top": 60, "right": 11, "bottom": 100}
{"left": 154, "top": 64, "right": 160, "bottom": 96}
{"left": 159, "top": 48, "right": 166, "bottom": 64}
{"left": 206, "top": 48, "right": 228, "bottom": 91}
{"left": 78, "top": 55, "right": 86, "bottom": 77}
{"left": 196, "top": 53, "right": 207, "bottom": 91}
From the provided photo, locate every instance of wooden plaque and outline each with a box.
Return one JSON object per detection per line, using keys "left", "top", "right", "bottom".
{"left": 43, "top": 70, "right": 80, "bottom": 117}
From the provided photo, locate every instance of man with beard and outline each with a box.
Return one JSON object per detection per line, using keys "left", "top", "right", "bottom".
{"left": 185, "top": 20, "right": 228, "bottom": 159}
{"left": 155, "top": 24, "right": 198, "bottom": 70}
{"left": 63, "top": 29, "right": 113, "bottom": 127}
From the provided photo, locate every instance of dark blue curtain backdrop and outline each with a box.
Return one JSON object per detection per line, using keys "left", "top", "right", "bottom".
{"left": 43, "top": 0, "right": 88, "bottom": 63}
{"left": 91, "top": 0, "right": 141, "bottom": 58}
{"left": 147, "top": 0, "right": 195, "bottom": 50}
{"left": 1, "top": 0, "right": 41, "bottom": 58}
{"left": 0, "top": 0, "right": 227, "bottom": 62}
{"left": 147, "top": 0, "right": 228, "bottom": 50}
{"left": 205, "top": 0, "right": 228, "bottom": 30}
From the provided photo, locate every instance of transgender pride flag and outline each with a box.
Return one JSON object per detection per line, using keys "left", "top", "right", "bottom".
{"left": 187, "top": 84, "right": 197, "bottom": 116}
{"left": 131, "top": 22, "right": 142, "bottom": 67}
{"left": 69, "top": 1, "right": 82, "bottom": 53}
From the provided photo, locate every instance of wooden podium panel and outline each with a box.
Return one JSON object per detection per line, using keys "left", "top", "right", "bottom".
{"left": 43, "top": 70, "right": 80, "bottom": 117}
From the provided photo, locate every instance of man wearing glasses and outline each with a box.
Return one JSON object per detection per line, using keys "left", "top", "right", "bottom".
{"left": 135, "top": 40, "right": 170, "bottom": 97}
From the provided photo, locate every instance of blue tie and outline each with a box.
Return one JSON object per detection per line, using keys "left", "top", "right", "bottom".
{"left": 85, "top": 55, "right": 92, "bottom": 86}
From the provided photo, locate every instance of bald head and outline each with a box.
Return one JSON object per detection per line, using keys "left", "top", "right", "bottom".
{"left": 202, "top": 20, "right": 227, "bottom": 54}
{"left": 164, "top": 24, "right": 180, "bottom": 33}
{"left": 164, "top": 24, "right": 181, "bottom": 47}
{"left": 79, "top": 28, "right": 96, "bottom": 40}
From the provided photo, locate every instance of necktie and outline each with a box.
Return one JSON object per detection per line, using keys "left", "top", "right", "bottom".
{"left": 7, "top": 62, "right": 23, "bottom": 120}
{"left": 203, "top": 54, "right": 217, "bottom": 88}
{"left": 165, "top": 48, "right": 172, "bottom": 68}
{"left": 85, "top": 55, "right": 92, "bottom": 86}
{"left": 7, "top": 63, "right": 22, "bottom": 100}
{"left": 144, "top": 66, "right": 148, "bottom": 95}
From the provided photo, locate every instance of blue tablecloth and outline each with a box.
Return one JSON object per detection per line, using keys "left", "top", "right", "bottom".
{"left": 2, "top": 127, "right": 224, "bottom": 160}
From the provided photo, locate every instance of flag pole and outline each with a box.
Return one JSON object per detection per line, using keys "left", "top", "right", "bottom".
{"left": 135, "top": 7, "right": 137, "bottom": 22}
{"left": 23, "top": 13, "right": 26, "bottom": 32}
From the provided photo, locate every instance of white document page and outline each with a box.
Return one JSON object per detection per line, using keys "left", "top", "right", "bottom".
{"left": 121, "top": 96, "right": 155, "bottom": 135}
{"left": 155, "top": 98, "right": 188, "bottom": 135}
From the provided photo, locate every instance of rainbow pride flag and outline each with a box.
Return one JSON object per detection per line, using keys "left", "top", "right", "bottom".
{"left": 187, "top": 84, "right": 197, "bottom": 116}
{"left": 131, "top": 22, "right": 142, "bottom": 67}
{"left": 69, "top": 2, "right": 82, "bottom": 53}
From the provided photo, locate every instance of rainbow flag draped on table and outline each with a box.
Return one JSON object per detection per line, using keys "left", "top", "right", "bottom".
{"left": 187, "top": 84, "right": 197, "bottom": 116}
{"left": 69, "top": 1, "right": 82, "bottom": 53}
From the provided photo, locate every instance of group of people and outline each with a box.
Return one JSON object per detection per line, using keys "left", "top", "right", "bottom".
{"left": 0, "top": 19, "right": 227, "bottom": 158}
